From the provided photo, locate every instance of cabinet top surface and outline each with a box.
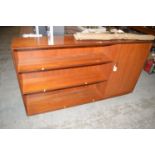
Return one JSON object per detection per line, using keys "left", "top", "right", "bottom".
{"left": 12, "top": 35, "right": 152, "bottom": 50}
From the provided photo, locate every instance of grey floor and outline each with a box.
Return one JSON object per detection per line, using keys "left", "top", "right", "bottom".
{"left": 0, "top": 27, "right": 155, "bottom": 129}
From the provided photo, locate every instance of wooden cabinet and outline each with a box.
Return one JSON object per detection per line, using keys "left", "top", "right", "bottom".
{"left": 12, "top": 35, "right": 152, "bottom": 115}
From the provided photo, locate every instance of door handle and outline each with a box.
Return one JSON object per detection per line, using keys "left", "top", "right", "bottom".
{"left": 113, "top": 64, "right": 118, "bottom": 72}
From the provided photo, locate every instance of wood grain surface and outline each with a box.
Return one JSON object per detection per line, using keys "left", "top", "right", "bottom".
{"left": 20, "top": 63, "right": 112, "bottom": 94}
{"left": 24, "top": 82, "right": 107, "bottom": 115}
{"left": 104, "top": 43, "right": 152, "bottom": 98}
{"left": 12, "top": 35, "right": 152, "bottom": 115}
{"left": 15, "top": 46, "right": 112, "bottom": 72}
{"left": 12, "top": 35, "right": 152, "bottom": 51}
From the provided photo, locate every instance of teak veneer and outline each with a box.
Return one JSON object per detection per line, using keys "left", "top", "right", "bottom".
{"left": 12, "top": 35, "right": 152, "bottom": 115}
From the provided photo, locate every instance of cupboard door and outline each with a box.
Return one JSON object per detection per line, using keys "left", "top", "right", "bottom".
{"left": 104, "top": 43, "right": 152, "bottom": 98}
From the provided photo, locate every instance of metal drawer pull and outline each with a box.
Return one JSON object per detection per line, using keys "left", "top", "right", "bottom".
{"left": 41, "top": 67, "right": 45, "bottom": 70}
{"left": 113, "top": 64, "right": 118, "bottom": 72}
